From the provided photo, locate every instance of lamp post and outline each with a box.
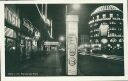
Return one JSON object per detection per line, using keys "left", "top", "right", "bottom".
{"left": 66, "top": 4, "right": 80, "bottom": 75}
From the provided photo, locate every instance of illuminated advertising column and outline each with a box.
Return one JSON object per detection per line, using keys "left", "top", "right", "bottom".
{"left": 66, "top": 15, "right": 79, "bottom": 75}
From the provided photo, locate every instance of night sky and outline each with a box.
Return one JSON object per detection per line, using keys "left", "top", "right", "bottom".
{"left": 47, "top": 4, "right": 123, "bottom": 40}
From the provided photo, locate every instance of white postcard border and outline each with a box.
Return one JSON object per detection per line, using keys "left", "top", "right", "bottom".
{"left": 0, "top": 0, "right": 128, "bottom": 81}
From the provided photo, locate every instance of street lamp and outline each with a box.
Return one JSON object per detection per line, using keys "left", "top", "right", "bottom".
{"left": 59, "top": 36, "right": 65, "bottom": 42}
{"left": 72, "top": 4, "right": 81, "bottom": 11}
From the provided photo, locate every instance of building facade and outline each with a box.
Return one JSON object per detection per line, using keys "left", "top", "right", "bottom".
{"left": 5, "top": 4, "right": 52, "bottom": 74}
{"left": 78, "top": 35, "right": 90, "bottom": 45}
{"left": 89, "top": 5, "right": 123, "bottom": 56}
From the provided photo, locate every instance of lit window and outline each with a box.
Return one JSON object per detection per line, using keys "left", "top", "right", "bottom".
{"left": 119, "top": 39, "right": 123, "bottom": 42}
{"left": 102, "top": 14, "right": 106, "bottom": 18}
{"left": 99, "top": 23, "right": 109, "bottom": 36}
{"left": 97, "top": 15, "right": 99, "bottom": 19}
{"left": 117, "top": 44, "right": 120, "bottom": 48}
{"left": 110, "top": 22, "right": 111, "bottom": 24}
{"left": 94, "top": 23, "right": 97, "bottom": 26}
{"left": 110, "top": 38, "right": 117, "bottom": 42}
{"left": 93, "top": 17, "right": 94, "bottom": 20}
{"left": 95, "top": 39, "right": 99, "bottom": 43}
{"left": 110, "top": 22, "right": 116, "bottom": 24}
{"left": 107, "top": 44, "right": 111, "bottom": 47}
{"left": 110, "top": 13, "right": 113, "bottom": 18}
{"left": 112, "top": 22, "right": 114, "bottom": 24}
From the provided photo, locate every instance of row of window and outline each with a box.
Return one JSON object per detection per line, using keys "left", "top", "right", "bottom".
{"left": 106, "top": 44, "right": 123, "bottom": 49}
{"left": 90, "top": 28, "right": 123, "bottom": 34}
{"left": 93, "top": 13, "right": 122, "bottom": 20}
{"left": 90, "top": 28, "right": 122, "bottom": 32}
{"left": 90, "top": 33, "right": 123, "bottom": 37}
{"left": 90, "top": 21, "right": 123, "bottom": 27}
{"left": 94, "top": 18, "right": 122, "bottom": 23}
{"left": 109, "top": 28, "right": 123, "bottom": 31}
{"left": 108, "top": 34, "right": 123, "bottom": 37}
{"left": 90, "top": 38, "right": 123, "bottom": 43}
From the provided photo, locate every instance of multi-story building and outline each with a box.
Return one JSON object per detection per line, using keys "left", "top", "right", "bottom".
{"left": 89, "top": 5, "right": 123, "bottom": 55}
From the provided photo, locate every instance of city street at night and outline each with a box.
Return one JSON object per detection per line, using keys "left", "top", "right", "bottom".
{"left": 5, "top": 4, "right": 124, "bottom": 76}
{"left": 9, "top": 50, "right": 124, "bottom": 76}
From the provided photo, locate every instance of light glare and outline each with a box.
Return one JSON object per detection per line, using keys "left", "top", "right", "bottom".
{"left": 72, "top": 4, "right": 81, "bottom": 10}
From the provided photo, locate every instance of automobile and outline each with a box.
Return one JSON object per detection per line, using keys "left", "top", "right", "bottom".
{"left": 102, "top": 54, "right": 108, "bottom": 58}
{"left": 79, "top": 51, "right": 86, "bottom": 55}
{"left": 58, "top": 48, "right": 65, "bottom": 51}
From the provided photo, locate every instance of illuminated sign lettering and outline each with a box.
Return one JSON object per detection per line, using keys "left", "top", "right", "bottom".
{"left": 5, "top": 7, "right": 20, "bottom": 28}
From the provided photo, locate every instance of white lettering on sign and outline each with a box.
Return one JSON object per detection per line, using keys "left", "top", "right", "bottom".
{"left": 5, "top": 7, "right": 20, "bottom": 28}
{"left": 44, "top": 42, "right": 60, "bottom": 46}
{"left": 66, "top": 15, "right": 78, "bottom": 75}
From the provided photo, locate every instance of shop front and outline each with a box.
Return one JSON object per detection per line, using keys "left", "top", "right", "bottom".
{"left": 20, "top": 18, "right": 34, "bottom": 62}
{"left": 5, "top": 5, "right": 21, "bottom": 72}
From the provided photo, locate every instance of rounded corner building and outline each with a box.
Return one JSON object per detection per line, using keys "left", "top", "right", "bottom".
{"left": 89, "top": 5, "right": 123, "bottom": 56}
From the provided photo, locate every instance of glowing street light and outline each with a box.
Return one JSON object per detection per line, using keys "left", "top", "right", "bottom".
{"left": 72, "top": 4, "right": 81, "bottom": 11}
{"left": 66, "top": 4, "right": 81, "bottom": 15}
{"left": 59, "top": 36, "right": 65, "bottom": 42}
{"left": 101, "top": 38, "right": 108, "bottom": 44}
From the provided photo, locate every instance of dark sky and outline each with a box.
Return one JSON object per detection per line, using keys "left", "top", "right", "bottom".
{"left": 47, "top": 4, "right": 123, "bottom": 40}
